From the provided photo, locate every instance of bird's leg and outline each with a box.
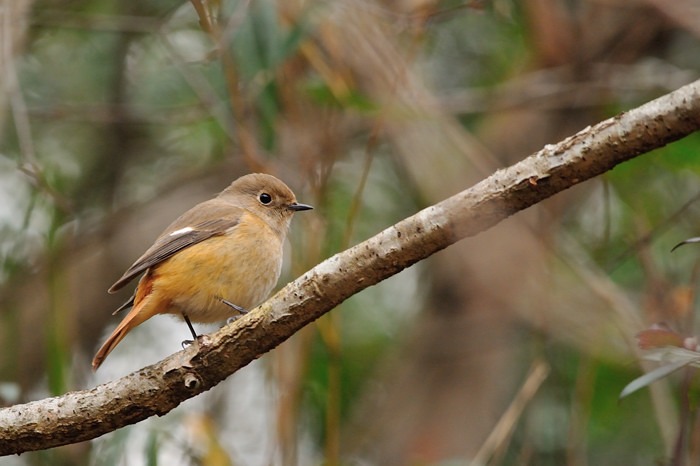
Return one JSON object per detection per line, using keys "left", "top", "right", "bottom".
{"left": 221, "top": 298, "right": 248, "bottom": 325}
{"left": 181, "top": 314, "right": 199, "bottom": 348}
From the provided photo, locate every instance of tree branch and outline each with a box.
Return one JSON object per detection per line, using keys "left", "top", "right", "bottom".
{"left": 2, "top": 80, "right": 700, "bottom": 455}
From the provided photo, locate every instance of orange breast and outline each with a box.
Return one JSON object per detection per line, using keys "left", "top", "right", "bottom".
{"left": 148, "top": 212, "right": 284, "bottom": 323}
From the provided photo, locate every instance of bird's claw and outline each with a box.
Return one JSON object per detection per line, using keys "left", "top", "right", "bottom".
{"left": 221, "top": 299, "right": 248, "bottom": 314}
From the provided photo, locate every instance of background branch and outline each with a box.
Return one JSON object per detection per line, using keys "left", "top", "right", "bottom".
{"left": 0, "top": 79, "right": 699, "bottom": 456}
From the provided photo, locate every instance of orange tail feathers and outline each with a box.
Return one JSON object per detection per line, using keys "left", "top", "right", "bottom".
{"left": 92, "top": 298, "right": 154, "bottom": 371}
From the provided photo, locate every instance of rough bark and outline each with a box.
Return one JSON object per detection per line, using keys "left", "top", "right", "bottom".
{"left": 0, "top": 79, "right": 699, "bottom": 455}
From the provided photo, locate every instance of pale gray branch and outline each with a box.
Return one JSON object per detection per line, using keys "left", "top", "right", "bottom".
{"left": 1, "top": 79, "right": 700, "bottom": 455}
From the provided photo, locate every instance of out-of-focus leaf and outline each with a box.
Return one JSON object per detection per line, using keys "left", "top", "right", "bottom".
{"left": 637, "top": 327, "right": 685, "bottom": 349}
{"left": 642, "top": 346, "right": 700, "bottom": 366}
{"left": 146, "top": 429, "right": 159, "bottom": 466}
{"left": 620, "top": 358, "right": 696, "bottom": 400}
{"left": 304, "top": 81, "right": 377, "bottom": 112}
{"left": 186, "top": 413, "right": 232, "bottom": 466}
{"left": 621, "top": 347, "right": 700, "bottom": 399}
{"left": 620, "top": 361, "right": 691, "bottom": 399}
{"left": 671, "top": 237, "right": 700, "bottom": 252}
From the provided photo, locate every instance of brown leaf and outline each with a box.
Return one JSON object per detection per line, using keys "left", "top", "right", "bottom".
{"left": 637, "top": 326, "right": 685, "bottom": 349}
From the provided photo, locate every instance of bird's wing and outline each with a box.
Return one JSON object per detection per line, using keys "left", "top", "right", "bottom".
{"left": 108, "top": 201, "right": 242, "bottom": 293}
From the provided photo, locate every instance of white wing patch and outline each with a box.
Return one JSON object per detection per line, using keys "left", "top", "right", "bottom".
{"left": 169, "top": 226, "right": 195, "bottom": 237}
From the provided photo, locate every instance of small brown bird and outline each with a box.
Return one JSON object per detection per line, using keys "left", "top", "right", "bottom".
{"left": 92, "top": 173, "right": 312, "bottom": 370}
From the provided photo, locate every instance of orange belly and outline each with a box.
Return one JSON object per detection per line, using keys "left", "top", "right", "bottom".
{"left": 145, "top": 217, "right": 284, "bottom": 323}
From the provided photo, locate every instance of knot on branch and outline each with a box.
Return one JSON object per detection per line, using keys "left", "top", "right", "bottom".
{"left": 183, "top": 372, "right": 201, "bottom": 390}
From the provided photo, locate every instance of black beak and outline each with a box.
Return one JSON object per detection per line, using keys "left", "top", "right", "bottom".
{"left": 289, "top": 202, "right": 313, "bottom": 212}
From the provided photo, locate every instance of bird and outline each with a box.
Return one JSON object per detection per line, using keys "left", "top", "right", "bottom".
{"left": 92, "top": 173, "right": 313, "bottom": 370}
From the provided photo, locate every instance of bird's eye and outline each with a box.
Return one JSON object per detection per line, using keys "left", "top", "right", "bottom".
{"left": 259, "top": 193, "right": 272, "bottom": 205}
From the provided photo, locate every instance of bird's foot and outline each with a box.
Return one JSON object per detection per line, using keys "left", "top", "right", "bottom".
{"left": 222, "top": 299, "right": 249, "bottom": 324}
{"left": 181, "top": 339, "right": 194, "bottom": 349}
{"left": 221, "top": 299, "right": 248, "bottom": 315}
{"left": 225, "top": 316, "right": 239, "bottom": 325}
{"left": 182, "top": 314, "right": 199, "bottom": 347}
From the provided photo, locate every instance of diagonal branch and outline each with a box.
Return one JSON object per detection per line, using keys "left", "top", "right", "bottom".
{"left": 1, "top": 79, "right": 699, "bottom": 455}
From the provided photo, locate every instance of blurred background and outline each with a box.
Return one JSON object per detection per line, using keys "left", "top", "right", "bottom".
{"left": 1, "top": 0, "right": 700, "bottom": 465}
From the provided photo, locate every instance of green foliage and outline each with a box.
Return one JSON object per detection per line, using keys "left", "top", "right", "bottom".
{"left": 145, "top": 430, "right": 159, "bottom": 466}
{"left": 226, "top": 0, "right": 312, "bottom": 150}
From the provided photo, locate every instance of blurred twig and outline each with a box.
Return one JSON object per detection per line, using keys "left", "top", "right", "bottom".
{"left": 30, "top": 10, "right": 163, "bottom": 33}
{"left": 318, "top": 122, "right": 379, "bottom": 465}
{"left": 440, "top": 63, "right": 698, "bottom": 116}
{"left": 470, "top": 359, "right": 550, "bottom": 465}
{"left": 607, "top": 189, "right": 700, "bottom": 273}
{"left": 645, "top": 0, "right": 700, "bottom": 39}
{"left": 189, "top": 0, "right": 268, "bottom": 172}
{"left": 2, "top": 8, "right": 73, "bottom": 215}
